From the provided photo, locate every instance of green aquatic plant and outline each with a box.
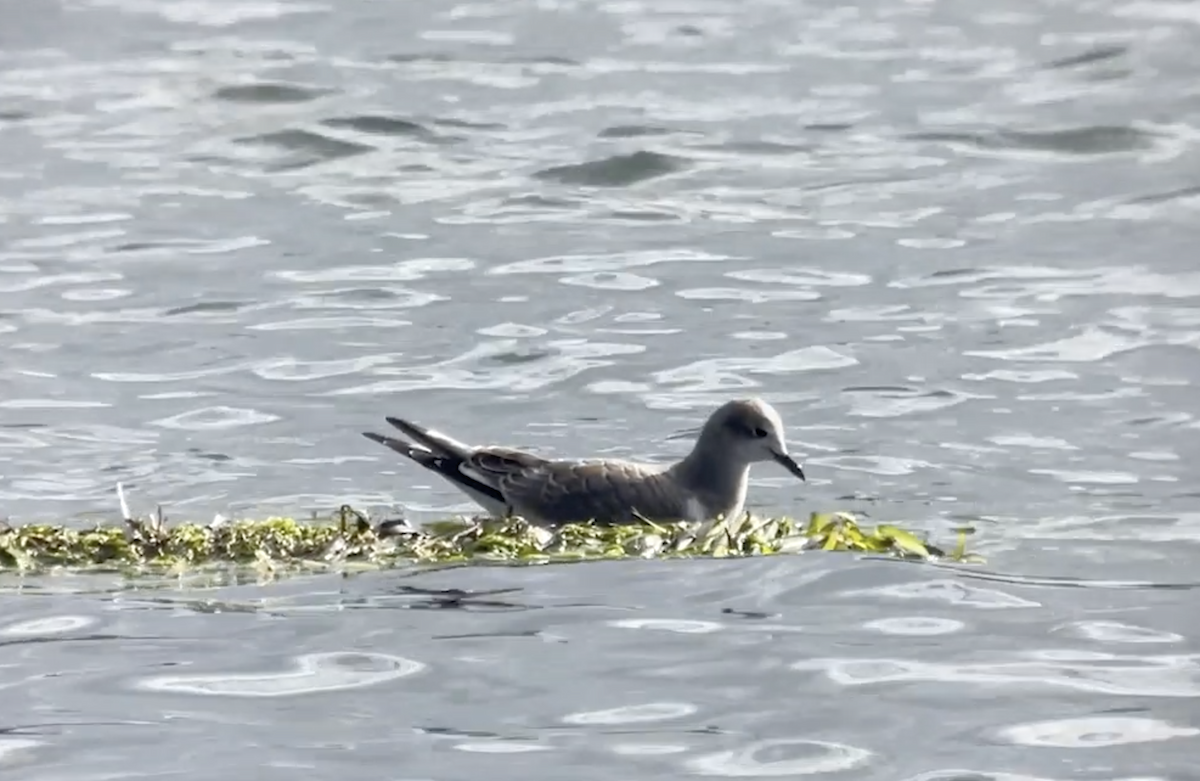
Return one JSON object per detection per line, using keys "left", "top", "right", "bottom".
{"left": 0, "top": 484, "right": 984, "bottom": 576}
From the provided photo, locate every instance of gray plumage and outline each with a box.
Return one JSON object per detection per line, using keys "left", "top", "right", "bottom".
{"left": 362, "top": 397, "right": 806, "bottom": 526}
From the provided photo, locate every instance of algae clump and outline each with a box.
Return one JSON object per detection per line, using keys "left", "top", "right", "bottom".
{"left": 0, "top": 490, "right": 983, "bottom": 577}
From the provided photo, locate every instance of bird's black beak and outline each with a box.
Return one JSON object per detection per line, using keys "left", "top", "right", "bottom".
{"left": 772, "top": 450, "right": 806, "bottom": 481}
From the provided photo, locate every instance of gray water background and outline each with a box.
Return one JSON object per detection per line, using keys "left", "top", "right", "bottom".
{"left": 2, "top": 0, "right": 1200, "bottom": 778}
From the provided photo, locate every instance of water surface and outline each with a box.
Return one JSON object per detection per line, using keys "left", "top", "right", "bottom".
{"left": 2, "top": 0, "right": 1199, "bottom": 778}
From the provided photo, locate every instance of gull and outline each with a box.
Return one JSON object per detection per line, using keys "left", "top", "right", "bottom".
{"left": 361, "top": 397, "right": 806, "bottom": 526}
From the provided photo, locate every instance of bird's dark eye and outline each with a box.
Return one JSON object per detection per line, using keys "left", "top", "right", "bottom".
{"left": 751, "top": 427, "right": 768, "bottom": 439}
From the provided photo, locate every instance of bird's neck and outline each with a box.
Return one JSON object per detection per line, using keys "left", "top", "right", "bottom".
{"left": 672, "top": 443, "right": 750, "bottom": 507}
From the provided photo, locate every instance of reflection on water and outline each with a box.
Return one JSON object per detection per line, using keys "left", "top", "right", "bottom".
{"left": 562, "top": 702, "right": 699, "bottom": 725}
{"left": 684, "top": 738, "right": 874, "bottom": 777}
{"left": 791, "top": 649, "right": 1200, "bottom": 696}
{"left": 1, "top": 556, "right": 1198, "bottom": 779}
{"left": 135, "top": 651, "right": 426, "bottom": 697}
{"left": 995, "top": 715, "right": 1199, "bottom": 748}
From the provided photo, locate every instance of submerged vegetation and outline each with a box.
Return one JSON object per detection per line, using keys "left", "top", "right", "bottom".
{"left": 0, "top": 485, "right": 983, "bottom": 576}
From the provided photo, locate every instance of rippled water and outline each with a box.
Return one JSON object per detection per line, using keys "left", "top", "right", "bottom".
{"left": 3, "top": 560, "right": 1199, "bottom": 780}
{"left": 2, "top": 0, "right": 1199, "bottom": 777}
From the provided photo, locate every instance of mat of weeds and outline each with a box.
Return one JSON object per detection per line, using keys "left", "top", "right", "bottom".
{"left": 0, "top": 484, "right": 982, "bottom": 577}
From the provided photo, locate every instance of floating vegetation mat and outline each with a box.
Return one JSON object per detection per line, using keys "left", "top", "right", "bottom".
{"left": 0, "top": 487, "right": 983, "bottom": 576}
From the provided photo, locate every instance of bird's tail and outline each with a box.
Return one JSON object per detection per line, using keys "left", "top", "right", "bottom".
{"left": 382, "top": 416, "right": 475, "bottom": 461}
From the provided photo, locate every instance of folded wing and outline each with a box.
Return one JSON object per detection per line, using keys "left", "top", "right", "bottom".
{"left": 363, "top": 418, "right": 532, "bottom": 516}
{"left": 494, "top": 460, "right": 689, "bottom": 526}
{"left": 364, "top": 416, "right": 690, "bottom": 525}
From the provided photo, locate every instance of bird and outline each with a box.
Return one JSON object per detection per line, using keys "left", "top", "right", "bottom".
{"left": 361, "top": 397, "right": 806, "bottom": 526}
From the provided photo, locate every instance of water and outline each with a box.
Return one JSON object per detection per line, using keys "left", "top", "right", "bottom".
{"left": 3, "top": 560, "right": 1199, "bottom": 779}
{"left": 2, "top": 0, "right": 1199, "bottom": 777}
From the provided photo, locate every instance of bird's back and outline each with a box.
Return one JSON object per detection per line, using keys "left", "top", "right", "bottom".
{"left": 495, "top": 456, "right": 687, "bottom": 526}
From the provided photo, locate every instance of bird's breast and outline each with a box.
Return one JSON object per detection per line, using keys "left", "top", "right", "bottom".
{"left": 684, "top": 496, "right": 708, "bottom": 523}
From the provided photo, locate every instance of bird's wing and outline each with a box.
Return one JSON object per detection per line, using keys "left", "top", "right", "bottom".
{"left": 362, "top": 418, "right": 531, "bottom": 515}
{"left": 382, "top": 416, "right": 476, "bottom": 461}
{"left": 363, "top": 417, "right": 691, "bottom": 525}
{"left": 492, "top": 460, "right": 690, "bottom": 526}
{"left": 465, "top": 446, "right": 551, "bottom": 478}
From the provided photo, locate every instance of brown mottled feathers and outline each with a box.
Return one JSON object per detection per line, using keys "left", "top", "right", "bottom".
{"left": 361, "top": 398, "right": 805, "bottom": 526}
{"left": 363, "top": 417, "right": 688, "bottom": 525}
{"left": 486, "top": 457, "right": 684, "bottom": 525}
